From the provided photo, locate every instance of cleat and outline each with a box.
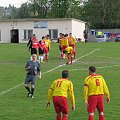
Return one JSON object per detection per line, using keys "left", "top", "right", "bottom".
{"left": 27, "top": 93, "right": 31, "bottom": 97}
{"left": 31, "top": 95, "right": 34, "bottom": 98}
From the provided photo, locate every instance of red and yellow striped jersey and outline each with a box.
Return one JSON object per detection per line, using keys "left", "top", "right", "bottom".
{"left": 84, "top": 74, "right": 110, "bottom": 101}
{"left": 44, "top": 39, "right": 51, "bottom": 49}
{"left": 47, "top": 78, "right": 75, "bottom": 106}
{"left": 69, "top": 37, "right": 76, "bottom": 45}
{"left": 61, "top": 38, "right": 69, "bottom": 47}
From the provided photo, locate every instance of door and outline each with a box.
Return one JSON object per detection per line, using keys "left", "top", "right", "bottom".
{"left": 11, "top": 29, "right": 19, "bottom": 43}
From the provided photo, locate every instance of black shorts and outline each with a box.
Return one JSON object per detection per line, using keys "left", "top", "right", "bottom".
{"left": 31, "top": 48, "right": 37, "bottom": 55}
{"left": 38, "top": 48, "right": 44, "bottom": 54}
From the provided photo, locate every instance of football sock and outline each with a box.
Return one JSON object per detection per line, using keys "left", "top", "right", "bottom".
{"left": 62, "top": 116, "right": 68, "bottom": 120}
{"left": 46, "top": 54, "right": 48, "bottom": 61}
{"left": 99, "top": 115, "right": 104, "bottom": 120}
{"left": 31, "top": 88, "right": 34, "bottom": 96}
{"left": 61, "top": 53, "right": 63, "bottom": 58}
{"left": 88, "top": 115, "right": 94, "bottom": 120}
{"left": 74, "top": 51, "right": 76, "bottom": 58}
{"left": 25, "top": 86, "right": 30, "bottom": 93}
{"left": 38, "top": 56, "right": 41, "bottom": 62}
{"left": 41, "top": 56, "right": 44, "bottom": 62}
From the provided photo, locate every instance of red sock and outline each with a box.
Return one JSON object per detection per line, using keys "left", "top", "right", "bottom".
{"left": 61, "top": 53, "right": 63, "bottom": 58}
{"left": 88, "top": 115, "right": 94, "bottom": 120}
{"left": 99, "top": 115, "right": 104, "bottom": 120}
{"left": 46, "top": 54, "right": 48, "bottom": 61}
{"left": 56, "top": 115, "right": 62, "bottom": 120}
{"left": 74, "top": 51, "right": 76, "bottom": 58}
{"left": 62, "top": 116, "right": 68, "bottom": 120}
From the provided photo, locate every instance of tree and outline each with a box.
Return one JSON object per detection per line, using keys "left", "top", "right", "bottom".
{"left": 80, "top": 0, "right": 120, "bottom": 28}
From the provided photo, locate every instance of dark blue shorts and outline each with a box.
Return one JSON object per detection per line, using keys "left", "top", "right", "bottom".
{"left": 24, "top": 75, "right": 37, "bottom": 85}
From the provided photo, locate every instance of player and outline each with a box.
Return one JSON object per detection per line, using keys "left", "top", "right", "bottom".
{"left": 64, "top": 46, "right": 75, "bottom": 64}
{"left": 38, "top": 36, "right": 45, "bottom": 63}
{"left": 60, "top": 34, "right": 69, "bottom": 59}
{"left": 46, "top": 70, "right": 75, "bottom": 120}
{"left": 69, "top": 33, "right": 76, "bottom": 58}
{"left": 31, "top": 34, "right": 39, "bottom": 55}
{"left": 24, "top": 54, "right": 41, "bottom": 98}
{"left": 84, "top": 66, "right": 110, "bottom": 120}
{"left": 44, "top": 35, "right": 51, "bottom": 62}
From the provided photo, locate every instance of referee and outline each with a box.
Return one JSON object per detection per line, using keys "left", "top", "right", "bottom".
{"left": 24, "top": 54, "right": 41, "bottom": 98}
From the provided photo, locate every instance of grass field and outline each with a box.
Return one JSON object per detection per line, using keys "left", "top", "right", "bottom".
{"left": 0, "top": 42, "right": 120, "bottom": 120}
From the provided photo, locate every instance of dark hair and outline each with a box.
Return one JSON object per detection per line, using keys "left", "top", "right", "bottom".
{"left": 62, "top": 70, "right": 69, "bottom": 78}
{"left": 42, "top": 36, "right": 45, "bottom": 39}
{"left": 89, "top": 66, "right": 96, "bottom": 73}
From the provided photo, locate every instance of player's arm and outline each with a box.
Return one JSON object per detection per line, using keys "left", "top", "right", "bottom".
{"left": 48, "top": 40, "right": 50, "bottom": 50}
{"left": 102, "top": 78, "right": 110, "bottom": 103}
{"left": 37, "top": 63, "right": 41, "bottom": 79}
{"left": 84, "top": 78, "right": 89, "bottom": 107}
{"left": 25, "top": 62, "right": 31, "bottom": 71}
{"left": 69, "top": 81, "right": 75, "bottom": 111}
{"left": 46, "top": 82, "right": 55, "bottom": 107}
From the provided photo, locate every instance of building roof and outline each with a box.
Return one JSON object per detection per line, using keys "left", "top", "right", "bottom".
{"left": 0, "top": 18, "right": 86, "bottom": 23}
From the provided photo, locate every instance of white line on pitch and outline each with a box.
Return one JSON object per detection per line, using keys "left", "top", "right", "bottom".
{"left": 0, "top": 48, "right": 100, "bottom": 96}
{"left": 57, "top": 64, "right": 120, "bottom": 72}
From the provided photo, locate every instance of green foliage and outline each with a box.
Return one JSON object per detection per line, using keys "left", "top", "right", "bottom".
{"left": 0, "top": 42, "right": 120, "bottom": 120}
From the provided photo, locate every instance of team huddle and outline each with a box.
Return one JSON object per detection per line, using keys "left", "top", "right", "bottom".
{"left": 24, "top": 34, "right": 110, "bottom": 120}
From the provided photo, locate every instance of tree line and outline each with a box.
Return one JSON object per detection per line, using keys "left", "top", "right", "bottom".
{"left": 1, "top": 0, "right": 120, "bottom": 29}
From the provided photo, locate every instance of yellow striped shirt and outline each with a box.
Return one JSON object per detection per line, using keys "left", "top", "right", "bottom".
{"left": 47, "top": 78, "right": 75, "bottom": 106}
{"left": 84, "top": 74, "right": 110, "bottom": 101}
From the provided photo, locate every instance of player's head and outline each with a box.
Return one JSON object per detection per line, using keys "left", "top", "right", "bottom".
{"left": 32, "top": 54, "right": 37, "bottom": 61}
{"left": 89, "top": 66, "right": 96, "bottom": 73}
{"left": 42, "top": 36, "right": 45, "bottom": 39}
{"left": 62, "top": 70, "right": 69, "bottom": 78}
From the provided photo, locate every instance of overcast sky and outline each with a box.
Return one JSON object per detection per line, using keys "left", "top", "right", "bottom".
{"left": 0, "top": 0, "right": 28, "bottom": 8}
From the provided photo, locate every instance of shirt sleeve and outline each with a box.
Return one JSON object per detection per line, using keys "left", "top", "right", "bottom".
{"left": 84, "top": 77, "right": 89, "bottom": 101}
{"left": 47, "top": 81, "right": 55, "bottom": 102}
{"left": 69, "top": 81, "right": 75, "bottom": 106}
{"left": 102, "top": 77, "right": 110, "bottom": 98}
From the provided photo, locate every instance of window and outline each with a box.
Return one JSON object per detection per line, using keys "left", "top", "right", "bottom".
{"left": 23, "top": 29, "right": 33, "bottom": 40}
{"left": 49, "top": 29, "right": 58, "bottom": 40}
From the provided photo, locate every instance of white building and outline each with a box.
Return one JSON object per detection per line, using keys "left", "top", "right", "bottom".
{"left": 0, "top": 18, "right": 86, "bottom": 43}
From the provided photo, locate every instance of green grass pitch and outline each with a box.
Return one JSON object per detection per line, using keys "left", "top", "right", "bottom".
{"left": 0, "top": 42, "right": 120, "bottom": 120}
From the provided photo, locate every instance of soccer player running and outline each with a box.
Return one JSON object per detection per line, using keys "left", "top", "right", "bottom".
{"left": 24, "top": 54, "right": 41, "bottom": 98}
{"left": 46, "top": 70, "right": 75, "bottom": 120}
{"left": 84, "top": 66, "right": 110, "bottom": 120}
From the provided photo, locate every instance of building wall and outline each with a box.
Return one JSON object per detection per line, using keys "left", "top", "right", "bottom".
{"left": 48, "top": 20, "right": 72, "bottom": 35}
{"left": 17, "top": 21, "right": 34, "bottom": 43}
{"left": 0, "top": 22, "right": 11, "bottom": 43}
{"left": 72, "top": 20, "right": 85, "bottom": 40}
{"left": 0, "top": 19, "right": 85, "bottom": 43}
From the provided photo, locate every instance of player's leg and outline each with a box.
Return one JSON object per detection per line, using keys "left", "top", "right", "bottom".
{"left": 60, "top": 97, "right": 68, "bottom": 120}
{"left": 61, "top": 46, "right": 64, "bottom": 59}
{"left": 66, "top": 53, "right": 69, "bottom": 64}
{"left": 30, "top": 76, "right": 36, "bottom": 98}
{"left": 53, "top": 96, "right": 62, "bottom": 120}
{"left": 31, "top": 84, "right": 35, "bottom": 98}
{"left": 45, "top": 48, "right": 49, "bottom": 61}
{"left": 24, "top": 77, "right": 31, "bottom": 97}
{"left": 88, "top": 95, "right": 98, "bottom": 120}
{"left": 97, "top": 95, "right": 104, "bottom": 120}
